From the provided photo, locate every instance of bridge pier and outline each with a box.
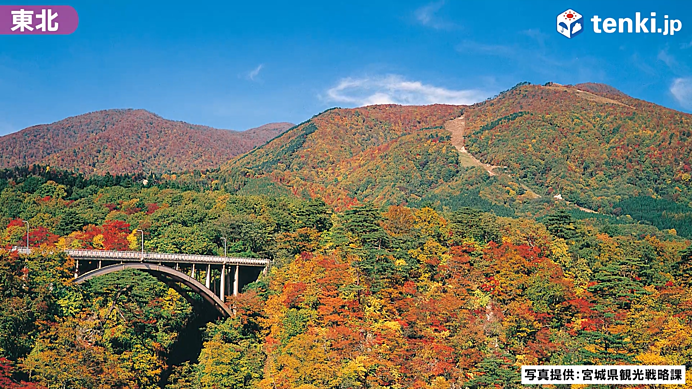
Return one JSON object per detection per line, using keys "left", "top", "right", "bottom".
{"left": 220, "top": 265, "right": 226, "bottom": 301}
{"left": 191, "top": 264, "right": 196, "bottom": 279}
{"left": 234, "top": 265, "right": 239, "bottom": 296}
{"left": 227, "top": 267, "right": 231, "bottom": 296}
{"left": 205, "top": 264, "right": 210, "bottom": 289}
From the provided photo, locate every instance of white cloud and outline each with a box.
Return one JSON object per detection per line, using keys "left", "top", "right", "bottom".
{"left": 414, "top": 1, "right": 455, "bottom": 30}
{"left": 246, "top": 64, "right": 264, "bottom": 81}
{"left": 671, "top": 77, "right": 692, "bottom": 109}
{"left": 657, "top": 49, "right": 677, "bottom": 69}
{"left": 324, "top": 75, "right": 488, "bottom": 106}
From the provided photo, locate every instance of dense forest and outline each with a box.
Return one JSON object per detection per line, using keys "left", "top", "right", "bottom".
{"left": 464, "top": 83, "right": 692, "bottom": 214}
{"left": 0, "top": 166, "right": 690, "bottom": 388}
{"left": 217, "top": 84, "right": 692, "bottom": 238}
{"left": 2, "top": 82, "right": 692, "bottom": 387}
{"left": 4, "top": 82, "right": 692, "bottom": 234}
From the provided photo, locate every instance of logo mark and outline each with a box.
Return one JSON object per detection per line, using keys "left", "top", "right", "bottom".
{"left": 557, "top": 9, "right": 583, "bottom": 38}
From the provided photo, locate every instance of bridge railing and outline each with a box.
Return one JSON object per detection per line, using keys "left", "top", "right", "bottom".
{"left": 10, "top": 247, "right": 269, "bottom": 267}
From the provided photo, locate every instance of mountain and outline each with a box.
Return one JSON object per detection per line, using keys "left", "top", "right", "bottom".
{"left": 219, "top": 82, "right": 692, "bottom": 235}
{"left": 221, "top": 104, "right": 465, "bottom": 207}
{"left": 0, "top": 109, "right": 292, "bottom": 175}
{"left": 462, "top": 82, "right": 692, "bottom": 211}
{"left": 2, "top": 86, "right": 692, "bottom": 389}
{"left": 241, "top": 122, "right": 295, "bottom": 141}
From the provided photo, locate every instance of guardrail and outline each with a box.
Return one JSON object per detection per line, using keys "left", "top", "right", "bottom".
{"left": 10, "top": 248, "right": 269, "bottom": 267}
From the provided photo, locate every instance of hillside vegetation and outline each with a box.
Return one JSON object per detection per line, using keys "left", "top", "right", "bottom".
{"left": 218, "top": 83, "right": 692, "bottom": 237}
{"left": 0, "top": 109, "right": 292, "bottom": 175}
{"left": 0, "top": 167, "right": 690, "bottom": 388}
{"left": 1, "top": 82, "right": 692, "bottom": 387}
{"left": 221, "top": 105, "right": 464, "bottom": 209}
{"left": 464, "top": 83, "right": 692, "bottom": 213}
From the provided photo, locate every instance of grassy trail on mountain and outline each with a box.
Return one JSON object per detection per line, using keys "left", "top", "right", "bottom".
{"left": 445, "top": 116, "right": 499, "bottom": 175}
{"left": 445, "top": 115, "right": 602, "bottom": 212}
{"left": 444, "top": 116, "right": 541, "bottom": 199}
{"left": 544, "top": 83, "right": 634, "bottom": 108}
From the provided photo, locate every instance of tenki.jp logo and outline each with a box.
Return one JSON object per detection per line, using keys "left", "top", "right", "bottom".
{"left": 557, "top": 9, "right": 682, "bottom": 38}
{"left": 0, "top": 5, "right": 78, "bottom": 35}
{"left": 557, "top": 10, "right": 583, "bottom": 39}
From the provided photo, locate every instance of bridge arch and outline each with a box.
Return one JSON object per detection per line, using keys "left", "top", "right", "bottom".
{"left": 74, "top": 263, "right": 232, "bottom": 317}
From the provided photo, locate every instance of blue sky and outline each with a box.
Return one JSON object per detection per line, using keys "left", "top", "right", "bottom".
{"left": 0, "top": 0, "right": 691, "bottom": 135}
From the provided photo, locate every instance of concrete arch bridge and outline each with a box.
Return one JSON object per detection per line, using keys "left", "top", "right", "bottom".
{"left": 13, "top": 248, "right": 270, "bottom": 317}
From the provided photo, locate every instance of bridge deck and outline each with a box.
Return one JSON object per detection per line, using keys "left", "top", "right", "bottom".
{"left": 12, "top": 248, "right": 269, "bottom": 267}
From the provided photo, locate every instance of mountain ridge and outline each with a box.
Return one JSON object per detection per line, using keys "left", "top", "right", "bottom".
{"left": 0, "top": 109, "right": 293, "bottom": 176}
{"left": 4, "top": 81, "right": 691, "bottom": 233}
{"left": 214, "top": 82, "right": 692, "bottom": 235}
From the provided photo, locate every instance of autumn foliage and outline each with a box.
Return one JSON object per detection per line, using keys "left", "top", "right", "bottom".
{"left": 0, "top": 109, "right": 292, "bottom": 175}
{"left": 0, "top": 83, "right": 692, "bottom": 387}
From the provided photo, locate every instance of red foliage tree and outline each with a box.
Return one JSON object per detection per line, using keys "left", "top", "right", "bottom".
{"left": 0, "top": 358, "right": 44, "bottom": 389}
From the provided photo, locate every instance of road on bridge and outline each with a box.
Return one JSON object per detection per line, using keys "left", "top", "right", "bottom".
{"left": 12, "top": 247, "right": 270, "bottom": 317}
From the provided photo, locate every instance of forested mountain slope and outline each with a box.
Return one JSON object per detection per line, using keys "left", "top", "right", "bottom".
{"left": 219, "top": 83, "right": 692, "bottom": 236}
{"left": 0, "top": 166, "right": 690, "bottom": 388}
{"left": 0, "top": 109, "right": 292, "bottom": 175}
{"left": 2, "top": 80, "right": 692, "bottom": 388}
{"left": 221, "top": 105, "right": 465, "bottom": 208}
{"left": 463, "top": 82, "right": 692, "bottom": 212}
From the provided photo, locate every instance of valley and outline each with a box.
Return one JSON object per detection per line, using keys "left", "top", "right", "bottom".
{"left": 1, "top": 82, "right": 691, "bottom": 388}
